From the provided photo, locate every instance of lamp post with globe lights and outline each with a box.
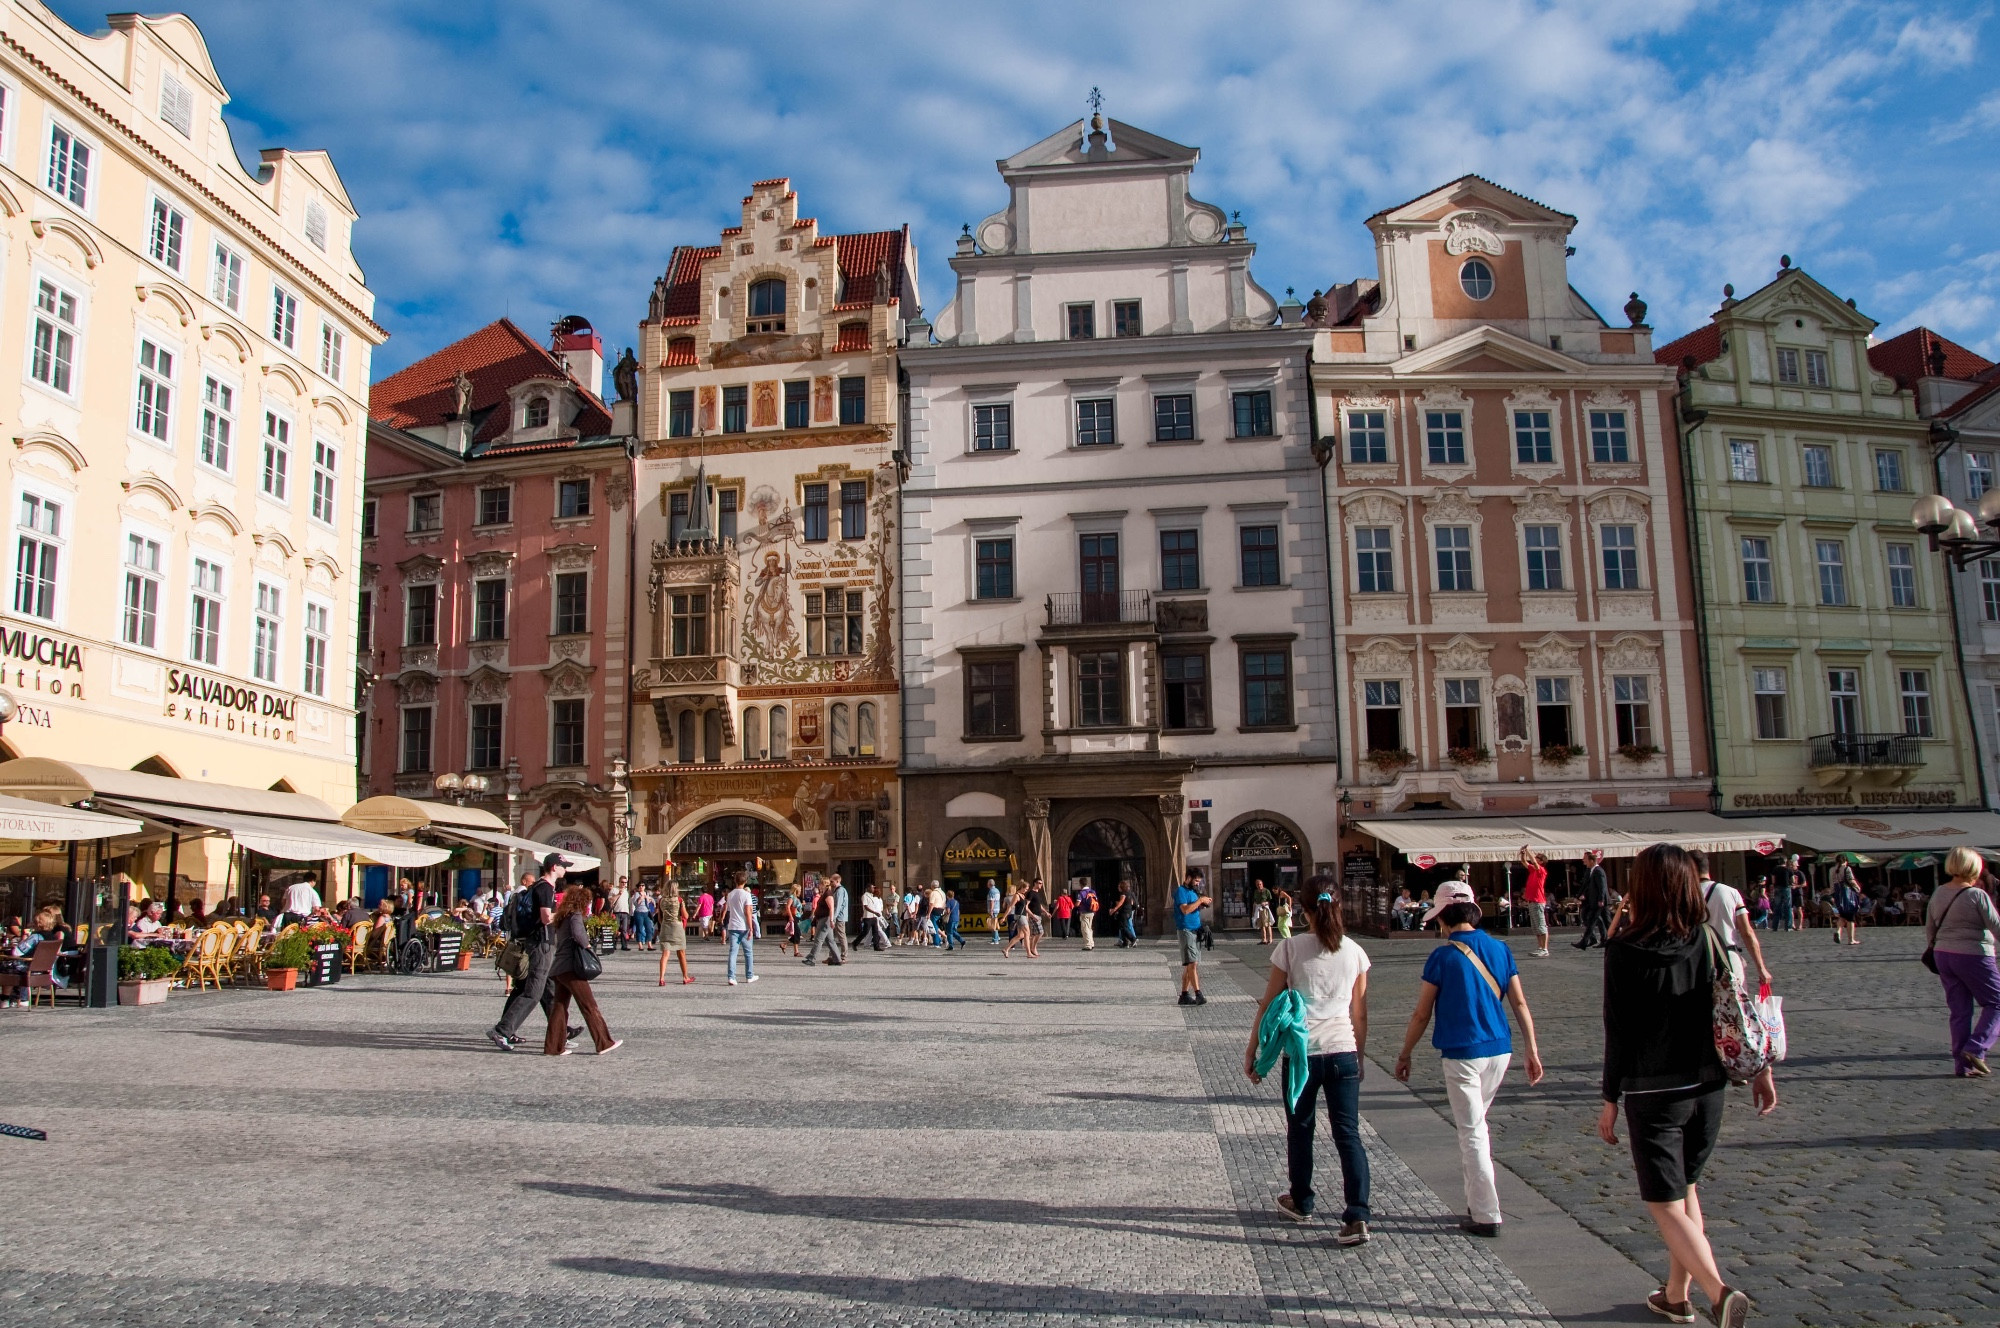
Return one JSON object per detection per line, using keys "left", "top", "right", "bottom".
{"left": 432, "top": 771, "right": 492, "bottom": 805}
{"left": 1911, "top": 490, "right": 2000, "bottom": 569}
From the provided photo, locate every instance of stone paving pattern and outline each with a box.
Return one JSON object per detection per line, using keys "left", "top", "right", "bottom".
{"left": 1341, "top": 925, "right": 2000, "bottom": 1328}
{"left": 0, "top": 935, "right": 1556, "bottom": 1327}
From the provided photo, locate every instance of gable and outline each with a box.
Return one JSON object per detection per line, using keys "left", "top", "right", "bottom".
{"left": 1370, "top": 175, "right": 1576, "bottom": 229}
{"left": 999, "top": 118, "right": 1198, "bottom": 172}
{"left": 1393, "top": 326, "right": 1584, "bottom": 376}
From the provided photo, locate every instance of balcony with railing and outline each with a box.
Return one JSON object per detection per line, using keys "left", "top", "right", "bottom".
{"left": 1807, "top": 731, "right": 1923, "bottom": 788}
{"left": 1044, "top": 590, "right": 1152, "bottom": 631}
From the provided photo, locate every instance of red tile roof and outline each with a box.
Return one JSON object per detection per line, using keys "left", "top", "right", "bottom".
{"left": 664, "top": 336, "right": 698, "bottom": 367}
{"left": 834, "top": 321, "right": 870, "bottom": 352}
{"left": 1940, "top": 370, "right": 2000, "bottom": 421}
{"left": 659, "top": 246, "right": 719, "bottom": 321}
{"left": 368, "top": 317, "right": 612, "bottom": 446}
{"left": 1655, "top": 322, "right": 1724, "bottom": 370}
{"left": 651, "top": 225, "right": 909, "bottom": 326}
{"left": 1867, "top": 326, "right": 1995, "bottom": 387}
{"left": 752, "top": 177, "right": 790, "bottom": 190}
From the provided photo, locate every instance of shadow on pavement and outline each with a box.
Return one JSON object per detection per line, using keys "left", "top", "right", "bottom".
{"left": 179, "top": 1027, "right": 491, "bottom": 1054}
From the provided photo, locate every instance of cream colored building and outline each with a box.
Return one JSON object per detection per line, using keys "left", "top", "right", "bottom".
{"left": 0, "top": 5, "right": 382, "bottom": 899}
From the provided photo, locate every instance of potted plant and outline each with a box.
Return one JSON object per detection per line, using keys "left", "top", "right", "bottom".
{"left": 1538, "top": 743, "right": 1584, "bottom": 768}
{"left": 117, "top": 944, "right": 182, "bottom": 1006}
{"left": 586, "top": 912, "right": 620, "bottom": 955}
{"left": 417, "top": 915, "right": 473, "bottom": 969}
{"left": 299, "top": 923, "right": 350, "bottom": 986}
{"left": 1446, "top": 745, "right": 1492, "bottom": 767}
{"left": 1364, "top": 747, "right": 1416, "bottom": 774}
{"left": 1616, "top": 742, "right": 1663, "bottom": 763}
{"left": 264, "top": 933, "right": 311, "bottom": 991}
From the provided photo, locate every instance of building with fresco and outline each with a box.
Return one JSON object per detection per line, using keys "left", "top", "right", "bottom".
{"left": 627, "top": 179, "right": 915, "bottom": 902}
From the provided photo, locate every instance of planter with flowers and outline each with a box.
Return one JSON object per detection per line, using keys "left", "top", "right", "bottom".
{"left": 264, "top": 934, "right": 311, "bottom": 991}
{"left": 118, "top": 944, "right": 182, "bottom": 1005}
{"left": 1537, "top": 743, "right": 1584, "bottom": 770}
{"left": 299, "top": 923, "right": 350, "bottom": 985}
{"left": 1363, "top": 748, "right": 1416, "bottom": 779}
{"left": 1616, "top": 743, "right": 1663, "bottom": 765}
{"left": 1446, "top": 745, "right": 1492, "bottom": 768}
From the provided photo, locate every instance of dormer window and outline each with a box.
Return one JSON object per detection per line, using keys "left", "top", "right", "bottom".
{"left": 1459, "top": 259, "right": 1495, "bottom": 301}
{"left": 524, "top": 396, "right": 551, "bottom": 429}
{"left": 748, "top": 279, "right": 786, "bottom": 333}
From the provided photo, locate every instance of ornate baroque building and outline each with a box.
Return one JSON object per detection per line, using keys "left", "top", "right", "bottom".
{"left": 629, "top": 179, "right": 915, "bottom": 899}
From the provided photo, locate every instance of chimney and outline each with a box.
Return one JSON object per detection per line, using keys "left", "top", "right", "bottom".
{"left": 549, "top": 316, "right": 604, "bottom": 397}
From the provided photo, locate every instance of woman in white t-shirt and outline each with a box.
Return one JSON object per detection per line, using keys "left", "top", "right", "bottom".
{"left": 1242, "top": 872, "right": 1373, "bottom": 1247}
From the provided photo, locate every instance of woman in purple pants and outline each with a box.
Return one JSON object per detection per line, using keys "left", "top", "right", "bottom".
{"left": 1927, "top": 846, "right": 2000, "bottom": 1077}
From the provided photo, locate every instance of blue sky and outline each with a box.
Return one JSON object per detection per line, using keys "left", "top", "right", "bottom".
{"left": 48, "top": 1, "right": 1999, "bottom": 385}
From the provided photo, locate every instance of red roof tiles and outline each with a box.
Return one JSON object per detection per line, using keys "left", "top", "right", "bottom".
{"left": 1654, "top": 323, "right": 1724, "bottom": 370}
{"left": 651, "top": 222, "right": 909, "bottom": 326}
{"left": 664, "top": 336, "right": 698, "bottom": 367}
{"left": 368, "top": 317, "right": 611, "bottom": 446}
{"left": 752, "top": 177, "right": 790, "bottom": 189}
{"left": 1867, "top": 326, "right": 1994, "bottom": 387}
{"left": 834, "top": 322, "right": 870, "bottom": 352}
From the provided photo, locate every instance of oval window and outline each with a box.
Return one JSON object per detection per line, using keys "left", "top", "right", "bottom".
{"left": 1459, "top": 259, "right": 1495, "bottom": 301}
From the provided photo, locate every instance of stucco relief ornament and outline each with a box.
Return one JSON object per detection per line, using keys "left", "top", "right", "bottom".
{"left": 1431, "top": 634, "right": 1493, "bottom": 674}
{"left": 746, "top": 551, "right": 795, "bottom": 657}
{"left": 1351, "top": 637, "right": 1416, "bottom": 677}
{"left": 1441, "top": 211, "right": 1506, "bottom": 257}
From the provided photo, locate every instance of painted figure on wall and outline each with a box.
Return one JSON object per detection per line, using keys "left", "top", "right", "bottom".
{"left": 698, "top": 385, "right": 718, "bottom": 433}
{"left": 812, "top": 376, "right": 834, "bottom": 423}
{"left": 747, "top": 551, "right": 795, "bottom": 656}
{"left": 752, "top": 381, "right": 779, "bottom": 428}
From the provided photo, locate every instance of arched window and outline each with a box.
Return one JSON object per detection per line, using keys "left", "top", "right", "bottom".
{"left": 829, "top": 702, "right": 851, "bottom": 757}
{"left": 741, "top": 706, "right": 763, "bottom": 761}
{"left": 857, "top": 702, "right": 877, "bottom": 757}
{"left": 703, "top": 709, "right": 723, "bottom": 763}
{"left": 676, "top": 710, "right": 696, "bottom": 764}
{"left": 748, "top": 279, "right": 786, "bottom": 333}
{"left": 524, "top": 396, "right": 551, "bottom": 428}
{"left": 769, "top": 705, "right": 789, "bottom": 759}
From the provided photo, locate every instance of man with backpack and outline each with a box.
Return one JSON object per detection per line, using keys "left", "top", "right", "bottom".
{"left": 1076, "top": 882, "right": 1098, "bottom": 951}
{"left": 490, "top": 854, "right": 576, "bottom": 1051}
{"left": 1831, "top": 857, "right": 1863, "bottom": 946}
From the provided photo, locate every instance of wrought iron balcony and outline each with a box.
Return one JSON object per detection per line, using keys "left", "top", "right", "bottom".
{"left": 1808, "top": 732, "right": 1922, "bottom": 770}
{"left": 1045, "top": 590, "right": 1152, "bottom": 628}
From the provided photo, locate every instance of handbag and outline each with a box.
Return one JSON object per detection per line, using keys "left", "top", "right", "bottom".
{"left": 573, "top": 943, "right": 603, "bottom": 981}
{"left": 1921, "top": 888, "right": 1969, "bottom": 974}
{"left": 1703, "top": 924, "right": 1772, "bottom": 1084}
{"left": 494, "top": 940, "right": 529, "bottom": 980}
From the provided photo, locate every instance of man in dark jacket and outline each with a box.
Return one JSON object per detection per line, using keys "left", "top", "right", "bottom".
{"left": 491, "top": 854, "right": 570, "bottom": 1051}
{"left": 1574, "top": 850, "right": 1610, "bottom": 950}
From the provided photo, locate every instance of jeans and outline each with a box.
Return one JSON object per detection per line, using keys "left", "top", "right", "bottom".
{"left": 1772, "top": 903, "right": 1794, "bottom": 932}
{"left": 1442, "top": 1053, "right": 1511, "bottom": 1224}
{"left": 633, "top": 914, "right": 657, "bottom": 944}
{"left": 1120, "top": 915, "right": 1138, "bottom": 946}
{"left": 1937, "top": 948, "right": 2000, "bottom": 1068}
{"left": 726, "top": 928, "right": 755, "bottom": 982}
{"left": 942, "top": 920, "right": 964, "bottom": 950}
{"left": 495, "top": 940, "right": 556, "bottom": 1040}
{"left": 615, "top": 912, "right": 632, "bottom": 949}
{"left": 1283, "top": 1051, "right": 1369, "bottom": 1222}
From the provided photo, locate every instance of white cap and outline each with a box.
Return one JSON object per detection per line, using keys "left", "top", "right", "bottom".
{"left": 1422, "top": 880, "right": 1476, "bottom": 924}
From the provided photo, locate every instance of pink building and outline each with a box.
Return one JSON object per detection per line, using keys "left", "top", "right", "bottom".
{"left": 361, "top": 318, "right": 637, "bottom": 884}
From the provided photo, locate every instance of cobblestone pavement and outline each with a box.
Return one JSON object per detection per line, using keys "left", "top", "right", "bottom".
{"left": 0, "top": 936, "right": 1557, "bottom": 1327}
{"left": 1320, "top": 925, "right": 2000, "bottom": 1328}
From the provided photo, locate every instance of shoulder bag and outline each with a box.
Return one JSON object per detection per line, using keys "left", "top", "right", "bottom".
{"left": 1703, "top": 923, "right": 1772, "bottom": 1083}
{"left": 1921, "top": 887, "right": 1970, "bottom": 974}
{"left": 1447, "top": 939, "right": 1504, "bottom": 1001}
{"left": 573, "top": 942, "right": 603, "bottom": 981}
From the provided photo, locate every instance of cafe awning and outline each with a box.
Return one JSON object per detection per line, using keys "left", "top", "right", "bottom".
{"left": 0, "top": 792, "right": 141, "bottom": 842}
{"left": 0, "top": 757, "right": 339, "bottom": 819}
{"left": 1354, "top": 811, "right": 1783, "bottom": 863}
{"left": 339, "top": 795, "right": 510, "bottom": 836}
{"left": 1741, "top": 811, "right": 2000, "bottom": 853}
{"left": 98, "top": 798, "right": 448, "bottom": 868}
{"left": 433, "top": 825, "right": 602, "bottom": 872}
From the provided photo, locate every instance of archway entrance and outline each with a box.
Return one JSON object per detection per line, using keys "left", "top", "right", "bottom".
{"left": 1218, "top": 817, "right": 1302, "bottom": 930}
{"left": 672, "top": 814, "right": 796, "bottom": 892}
{"left": 1065, "top": 818, "right": 1146, "bottom": 913}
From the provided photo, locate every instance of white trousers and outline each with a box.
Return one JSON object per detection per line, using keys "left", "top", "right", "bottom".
{"left": 1441, "top": 1053, "right": 1510, "bottom": 1224}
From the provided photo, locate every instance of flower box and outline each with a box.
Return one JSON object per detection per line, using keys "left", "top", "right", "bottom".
{"left": 455, "top": 951, "right": 473, "bottom": 971}
{"left": 117, "top": 977, "right": 171, "bottom": 1006}
{"left": 1446, "top": 746, "right": 1492, "bottom": 767}
{"left": 266, "top": 968, "right": 299, "bottom": 992}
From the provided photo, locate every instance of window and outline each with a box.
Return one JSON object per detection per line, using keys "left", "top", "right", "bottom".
{"left": 1364, "top": 680, "right": 1403, "bottom": 752}
{"left": 1805, "top": 350, "right": 1830, "bottom": 388}
{"left": 30, "top": 278, "right": 79, "bottom": 395}
{"left": 829, "top": 703, "right": 852, "bottom": 758}
{"left": 1426, "top": 410, "right": 1466, "bottom": 465}
{"left": 1601, "top": 525, "right": 1640, "bottom": 589}
{"left": 210, "top": 242, "right": 243, "bottom": 313}
{"left": 148, "top": 197, "right": 185, "bottom": 271}
{"left": 1347, "top": 410, "right": 1387, "bottom": 463}
{"left": 472, "top": 578, "right": 507, "bottom": 641}
{"left": 746, "top": 278, "right": 785, "bottom": 333}
{"left": 839, "top": 376, "right": 866, "bottom": 424}
{"left": 554, "top": 572, "right": 588, "bottom": 634}
{"left": 769, "top": 705, "right": 789, "bottom": 758}
{"left": 840, "top": 480, "right": 867, "bottom": 540}
{"left": 357, "top": 589, "right": 372, "bottom": 653}
{"left": 741, "top": 706, "right": 764, "bottom": 761}
{"left": 1239, "top": 524, "right": 1280, "bottom": 587}
{"left": 404, "top": 584, "right": 437, "bottom": 646}
{"left": 857, "top": 702, "right": 878, "bottom": 757}
{"left": 965, "top": 656, "right": 1019, "bottom": 738}
{"left": 310, "top": 440, "right": 338, "bottom": 525}
{"left": 557, "top": 479, "right": 590, "bottom": 518}
{"left": 1815, "top": 539, "right": 1848, "bottom": 605}
{"left": 469, "top": 703, "right": 503, "bottom": 770}
{"left": 801, "top": 483, "right": 828, "bottom": 542}
{"left": 400, "top": 707, "right": 434, "bottom": 774}
{"left": 1232, "top": 390, "right": 1274, "bottom": 438}
{"left": 1589, "top": 410, "right": 1630, "bottom": 463}
{"left": 189, "top": 557, "right": 223, "bottom": 664}
{"left": 721, "top": 385, "right": 747, "bottom": 433}
{"left": 551, "top": 699, "right": 586, "bottom": 766}
{"left": 304, "top": 197, "right": 329, "bottom": 252}
{"left": 1355, "top": 527, "right": 1394, "bottom": 593}
{"left": 675, "top": 710, "right": 695, "bottom": 764}
{"left": 302, "top": 602, "right": 329, "bottom": 697}
{"left": 1827, "top": 669, "right": 1860, "bottom": 735}
{"left": 1444, "top": 678, "right": 1482, "bottom": 749}
{"left": 1728, "top": 439, "right": 1761, "bottom": 482}
{"left": 158, "top": 71, "right": 194, "bottom": 137}
{"left": 1075, "top": 397, "right": 1116, "bottom": 447}
{"left": 806, "top": 587, "right": 864, "bottom": 656}
{"left": 1752, "top": 668, "right": 1789, "bottom": 739}
{"left": 974, "top": 403, "right": 1013, "bottom": 452}
{"left": 1242, "top": 648, "right": 1293, "bottom": 727}
{"left": 1776, "top": 348, "right": 1801, "bottom": 384}
{"left": 1113, "top": 301, "right": 1141, "bottom": 337}
{"left": 1900, "top": 670, "right": 1933, "bottom": 738}
{"left": 1077, "top": 650, "right": 1124, "bottom": 727}
{"left": 133, "top": 339, "right": 174, "bottom": 443}
{"left": 121, "top": 534, "right": 161, "bottom": 648}
{"left": 1874, "top": 450, "right": 1906, "bottom": 493}
{"left": 1079, "top": 533, "right": 1120, "bottom": 604}
{"left": 13, "top": 494, "right": 61, "bottom": 620}
{"left": 1066, "top": 304, "right": 1095, "bottom": 340}
{"left": 1741, "top": 536, "right": 1774, "bottom": 602}
{"left": 270, "top": 285, "right": 297, "bottom": 349}
{"left": 476, "top": 486, "right": 511, "bottom": 527}
{"left": 784, "top": 380, "right": 810, "bottom": 429}
{"left": 261, "top": 412, "right": 291, "bottom": 500}
{"left": 1514, "top": 410, "right": 1553, "bottom": 464}
{"left": 975, "top": 538, "right": 1014, "bottom": 600}
{"left": 1971, "top": 453, "right": 1996, "bottom": 501}
{"left": 319, "top": 324, "right": 345, "bottom": 383}
{"left": 718, "top": 488, "right": 739, "bottom": 540}
{"left": 1887, "top": 543, "right": 1918, "bottom": 608}
{"left": 1163, "top": 649, "right": 1208, "bottom": 729}
{"left": 669, "top": 592, "right": 707, "bottom": 656}
{"left": 409, "top": 492, "right": 441, "bottom": 533}
{"left": 1458, "top": 259, "right": 1494, "bottom": 300}
{"left": 1535, "top": 677, "right": 1573, "bottom": 749}
{"left": 1794, "top": 443, "right": 1834, "bottom": 488}
{"left": 524, "top": 396, "right": 550, "bottom": 429}
{"left": 1613, "top": 676, "right": 1653, "bottom": 749}
{"left": 199, "top": 377, "right": 234, "bottom": 472}
{"left": 1524, "top": 524, "right": 1564, "bottom": 591}
{"left": 1160, "top": 529, "right": 1199, "bottom": 591}
{"left": 46, "top": 123, "right": 91, "bottom": 207}
{"left": 1434, "top": 525, "right": 1474, "bottom": 591}
{"left": 668, "top": 390, "right": 694, "bottom": 437}
{"left": 252, "top": 583, "right": 281, "bottom": 683}
{"left": 1153, "top": 394, "right": 1193, "bottom": 442}
{"left": 1984, "top": 560, "right": 2000, "bottom": 622}
{"left": 360, "top": 499, "right": 377, "bottom": 540}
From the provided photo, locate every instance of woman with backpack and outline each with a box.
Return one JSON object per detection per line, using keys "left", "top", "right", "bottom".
{"left": 1831, "top": 857, "right": 1862, "bottom": 946}
{"left": 1926, "top": 846, "right": 2000, "bottom": 1077}
{"left": 1599, "top": 844, "right": 1774, "bottom": 1327}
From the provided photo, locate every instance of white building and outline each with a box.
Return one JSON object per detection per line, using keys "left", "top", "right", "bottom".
{"left": 899, "top": 115, "right": 1326, "bottom": 931}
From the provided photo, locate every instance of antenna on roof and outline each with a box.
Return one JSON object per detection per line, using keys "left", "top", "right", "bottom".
{"left": 1087, "top": 86, "right": 1105, "bottom": 128}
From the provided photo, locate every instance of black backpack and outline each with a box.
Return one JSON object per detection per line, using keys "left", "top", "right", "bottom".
{"left": 508, "top": 888, "right": 542, "bottom": 941}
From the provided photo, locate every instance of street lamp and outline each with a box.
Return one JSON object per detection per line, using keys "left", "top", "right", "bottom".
{"left": 1912, "top": 491, "right": 2000, "bottom": 569}
{"left": 433, "top": 771, "right": 492, "bottom": 805}
{"left": 0, "top": 687, "right": 16, "bottom": 747}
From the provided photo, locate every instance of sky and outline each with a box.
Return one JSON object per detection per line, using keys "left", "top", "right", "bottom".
{"left": 46, "top": 0, "right": 2000, "bottom": 387}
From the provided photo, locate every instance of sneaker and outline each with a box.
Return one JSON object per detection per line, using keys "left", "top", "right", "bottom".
{"left": 1648, "top": 1289, "right": 1696, "bottom": 1323}
{"left": 1193, "top": 990, "right": 1208, "bottom": 1005}
{"left": 1178, "top": 992, "right": 1195, "bottom": 1006}
{"left": 1708, "top": 1286, "right": 1750, "bottom": 1328}
{"left": 554, "top": 1046, "right": 574, "bottom": 1057}
{"left": 1336, "top": 1220, "right": 1369, "bottom": 1247}
{"left": 486, "top": 1028, "right": 515, "bottom": 1052}
{"left": 1534, "top": 948, "right": 1550, "bottom": 958}
{"left": 597, "top": 1039, "right": 623, "bottom": 1056}
{"left": 728, "top": 978, "right": 738, "bottom": 986}
{"left": 1276, "top": 1194, "right": 1311, "bottom": 1223}
{"left": 567, "top": 1025, "right": 583, "bottom": 1042}
{"left": 1460, "top": 1217, "right": 1500, "bottom": 1237}
{"left": 747, "top": 974, "right": 759, "bottom": 983}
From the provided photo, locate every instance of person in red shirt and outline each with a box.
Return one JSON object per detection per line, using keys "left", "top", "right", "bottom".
{"left": 1519, "top": 845, "right": 1550, "bottom": 958}
{"left": 1053, "top": 889, "right": 1076, "bottom": 941}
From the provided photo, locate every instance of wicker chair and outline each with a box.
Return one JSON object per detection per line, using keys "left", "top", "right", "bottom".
{"left": 215, "top": 925, "right": 245, "bottom": 983}
{"left": 346, "top": 920, "right": 371, "bottom": 973}
{"left": 178, "top": 928, "right": 223, "bottom": 993}
{"left": 236, "top": 925, "right": 266, "bottom": 982}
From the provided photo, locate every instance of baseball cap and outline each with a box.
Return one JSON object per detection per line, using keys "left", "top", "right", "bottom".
{"left": 1421, "top": 880, "right": 1476, "bottom": 924}
{"left": 541, "top": 852, "right": 571, "bottom": 873}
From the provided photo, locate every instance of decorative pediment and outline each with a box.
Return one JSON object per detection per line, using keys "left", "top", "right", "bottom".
{"left": 556, "top": 464, "right": 591, "bottom": 482}
{"left": 1398, "top": 325, "right": 1584, "bottom": 377}
{"left": 1422, "top": 487, "right": 1483, "bottom": 526}
{"left": 312, "top": 395, "right": 354, "bottom": 427}
{"left": 1586, "top": 488, "right": 1652, "bottom": 527}
{"left": 1524, "top": 633, "right": 1582, "bottom": 673}
{"left": 397, "top": 554, "right": 444, "bottom": 585}
{"left": 1441, "top": 210, "right": 1507, "bottom": 257}
{"left": 201, "top": 321, "right": 253, "bottom": 363}
{"left": 1338, "top": 388, "right": 1393, "bottom": 412}
{"left": 542, "top": 658, "right": 596, "bottom": 698}
{"left": 1341, "top": 490, "right": 1407, "bottom": 526}
{"left": 302, "top": 552, "right": 342, "bottom": 586}
{"left": 1430, "top": 633, "right": 1492, "bottom": 675}
{"left": 395, "top": 672, "right": 438, "bottom": 704}
{"left": 547, "top": 542, "right": 598, "bottom": 572}
{"left": 1505, "top": 386, "right": 1558, "bottom": 414}
{"left": 14, "top": 429, "right": 87, "bottom": 473}
{"left": 190, "top": 502, "right": 243, "bottom": 536}
{"left": 1583, "top": 387, "right": 1633, "bottom": 413}
{"left": 1350, "top": 636, "right": 1415, "bottom": 677}
{"left": 261, "top": 361, "right": 307, "bottom": 398}
{"left": 465, "top": 665, "right": 511, "bottom": 702}
{"left": 1416, "top": 384, "right": 1473, "bottom": 414}
{"left": 30, "top": 213, "right": 103, "bottom": 267}
{"left": 1373, "top": 175, "right": 1577, "bottom": 231}
{"left": 122, "top": 471, "right": 185, "bottom": 512}
{"left": 1512, "top": 488, "right": 1571, "bottom": 526}
{"left": 1602, "top": 633, "right": 1662, "bottom": 673}
{"left": 467, "top": 549, "right": 516, "bottom": 577}
{"left": 135, "top": 283, "right": 196, "bottom": 326}
{"left": 251, "top": 528, "right": 297, "bottom": 562}
{"left": 1731, "top": 270, "right": 1875, "bottom": 334}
